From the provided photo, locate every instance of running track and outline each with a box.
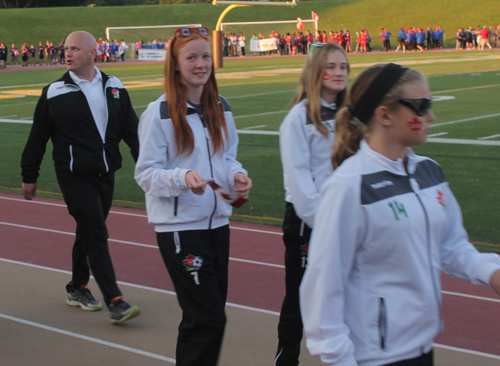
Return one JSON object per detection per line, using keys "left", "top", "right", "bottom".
{"left": 1, "top": 191, "right": 500, "bottom": 357}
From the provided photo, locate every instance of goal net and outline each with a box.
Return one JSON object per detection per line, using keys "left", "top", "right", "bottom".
{"left": 105, "top": 24, "right": 203, "bottom": 44}
{"left": 221, "top": 20, "right": 317, "bottom": 39}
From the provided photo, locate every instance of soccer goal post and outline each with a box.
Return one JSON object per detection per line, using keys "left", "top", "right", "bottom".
{"left": 105, "top": 24, "right": 203, "bottom": 43}
{"left": 221, "top": 19, "right": 317, "bottom": 37}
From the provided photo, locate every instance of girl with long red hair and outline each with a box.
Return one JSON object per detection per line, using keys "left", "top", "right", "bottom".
{"left": 135, "top": 27, "right": 252, "bottom": 366}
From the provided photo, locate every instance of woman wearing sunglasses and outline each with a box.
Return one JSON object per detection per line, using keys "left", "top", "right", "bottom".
{"left": 300, "top": 63, "right": 500, "bottom": 366}
{"left": 134, "top": 27, "right": 252, "bottom": 366}
{"left": 276, "top": 43, "right": 349, "bottom": 366}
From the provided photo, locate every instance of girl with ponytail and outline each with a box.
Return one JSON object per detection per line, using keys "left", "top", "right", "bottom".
{"left": 276, "top": 43, "right": 349, "bottom": 366}
{"left": 135, "top": 27, "right": 252, "bottom": 366}
{"left": 300, "top": 63, "right": 500, "bottom": 366}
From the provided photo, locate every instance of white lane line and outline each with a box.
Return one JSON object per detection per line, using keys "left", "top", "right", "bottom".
{"left": 237, "top": 130, "right": 280, "bottom": 135}
{"left": 432, "top": 113, "right": 500, "bottom": 127}
{"left": 234, "top": 110, "right": 287, "bottom": 119}
{"left": 428, "top": 132, "right": 449, "bottom": 137}
{"left": 3, "top": 257, "right": 500, "bottom": 320}
{"left": 427, "top": 138, "right": 500, "bottom": 146}
{"left": 0, "top": 196, "right": 283, "bottom": 236}
{"left": 478, "top": 134, "right": 500, "bottom": 140}
{"left": 0, "top": 313, "right": 176, "bottom": 363}
{"left": 0, "top": 257, "right": 280, "bottom": 316}
{"left": 0, "top": 220, "right": 284, "bottom": 268}
{"left": 434, "top": 344, "right": 500, "bottom": 360}
{"left": 242, "top": 125, "right": 267, "bottom": 130}
{"left": 442, "top": 290, "right": 500, "bottom": 304}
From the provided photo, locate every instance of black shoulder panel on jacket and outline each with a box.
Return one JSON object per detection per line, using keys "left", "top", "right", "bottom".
{"left": 306, "top": 106, "right": 337, "bottom": 125}
{"left": 413, "top": 159, "right": 446, "bottom": 190}
{"left": 219, "top": 95, "right": 232, "bottom": 112}
{"left": 160, "top": 101, "right": 170, "bottom": 120}
{"left": 361, "top": 171, "right": 413, "bottom": 205}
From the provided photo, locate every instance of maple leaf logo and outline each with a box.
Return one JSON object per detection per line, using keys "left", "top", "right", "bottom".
{"left": 437, "top": 190, "right": 446, "bottom": 209}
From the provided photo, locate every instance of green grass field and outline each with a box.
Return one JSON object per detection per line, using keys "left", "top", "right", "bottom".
{"left": 2, "top": 51, "right": 500, "bottom": 253}
{"left": 1, "top": 0, "right": 500, "bottom": 50}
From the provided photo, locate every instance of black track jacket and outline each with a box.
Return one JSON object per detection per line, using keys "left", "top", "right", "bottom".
{"left": 21, "top": 70, "right": 139, "bottom": 183}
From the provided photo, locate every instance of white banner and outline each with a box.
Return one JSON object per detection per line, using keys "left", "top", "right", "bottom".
{"left": 250, "top": 38, "right": 278, "bottom": 52}
{"left": 138, "top": 49, "right": 167, "bottom": 61}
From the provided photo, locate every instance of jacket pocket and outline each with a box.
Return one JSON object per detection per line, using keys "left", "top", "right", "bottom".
{"left": 378, "top": 297, "right": 388, "bottom": 350}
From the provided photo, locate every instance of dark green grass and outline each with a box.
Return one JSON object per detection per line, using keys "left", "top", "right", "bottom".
{"left": 2, "top": 52, "right": 500, "bottom": 251}
{"left": 2, "top": 0, "right": 500, "bottom": 51}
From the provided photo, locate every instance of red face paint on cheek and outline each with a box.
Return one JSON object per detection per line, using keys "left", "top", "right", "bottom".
{"left": 406, "top": 117, "right": 423, "bottom": 131}
{"left": 323, "top": 72, "right": 331, "bottom": 81}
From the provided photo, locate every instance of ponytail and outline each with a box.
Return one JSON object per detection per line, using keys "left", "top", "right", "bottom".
{"left": 332, "top": 107, "right": 366, "bottom": 169}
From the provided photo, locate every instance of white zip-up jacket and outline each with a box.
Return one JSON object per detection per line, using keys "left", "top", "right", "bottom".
{"left": 134, "top": 94, "right": 247, "bottom": 232}
{"left": 280, "top": 98, "right": 336, "bottom": 228}
{"left": 300, "top": 140, "right": 500, "bottom": 366}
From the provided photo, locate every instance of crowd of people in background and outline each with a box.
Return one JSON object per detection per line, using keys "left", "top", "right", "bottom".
{"left": 0, "top": 40, "right": 65, "bottom": 69}
{"left": 0, "top": 38, "right": 129, "bottom": 69}
{"left": 455, "top": 25, "right": 500, "bottom": 50}
{"left": 1, "top": 24, "right": 499, "bottom": 68}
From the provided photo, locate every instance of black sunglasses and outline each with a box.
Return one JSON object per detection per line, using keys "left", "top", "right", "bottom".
{"left": 398, "top": 98, "right": 433, "bottom": 116}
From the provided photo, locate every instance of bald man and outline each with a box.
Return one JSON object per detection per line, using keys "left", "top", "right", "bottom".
{"left": 21, "top": 31, "right": 140, "bottom": 324}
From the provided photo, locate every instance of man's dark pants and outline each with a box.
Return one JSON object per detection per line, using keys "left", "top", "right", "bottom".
{"left": 57, "top": 170, "right": 121, "bottom": 307}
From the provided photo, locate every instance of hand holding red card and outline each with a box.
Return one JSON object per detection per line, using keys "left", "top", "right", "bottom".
{"left": 206, "top": 180, "right": 248, "bottom": 208}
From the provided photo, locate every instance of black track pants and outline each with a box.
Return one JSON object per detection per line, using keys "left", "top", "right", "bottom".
{"left": 57, "top": 171, "right": 121, "bottom": 307}
{"left": 276, "top": 203, "right": 312, "bottom": 366}
{"left": 157, "top": 225, "right": 230, "bottom": 366}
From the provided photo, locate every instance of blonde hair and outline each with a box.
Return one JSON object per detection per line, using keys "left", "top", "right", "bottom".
{"left": 332, "top": 64, "right": 425, "bottom": 169}
{"left": 292, "top": 43, "right": 349, "bottom": 137}
{"left": 164, "top": 31, "right": 228, "bottom": 157}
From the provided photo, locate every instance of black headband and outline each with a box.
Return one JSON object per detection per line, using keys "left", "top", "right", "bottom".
{"left": 350, "top": 63, "right": 408, "bottom": 125}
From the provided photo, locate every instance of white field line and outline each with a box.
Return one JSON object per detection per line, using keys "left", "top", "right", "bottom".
{"left": 432, "top": 113, "right": 500, "bottom": 127}
{"left": 242, "top": 125, "right": 267, "bottom": 130}
{"left": 0, "top": 220, "right": 284, "bottom": 269}
{"left": 0, "top": 115, "right": 16, "bottom": 118}
{"left": 478, "top": 134, "right": 500, "bottom": 140}
{"left": 0, "top": 313, "right": 176, "bottom": 364}
{"left": 233, "top": 110, "right": 287, "bottom": 119}
{"left": 431, "top": 83, "right": 500, "bottom": 94}
{"left": 0, "top": 118, "right": 32, "bottom": 124}
{"left": 225, "top": 90, "right": 294, "bottom": 99}
{"left": 427, "top": 132, "right": 448, "bottom": 137}
{"left": 2, "top": 257, "right": 500, "bottom": 361}
{"left": 427, "top": 138, "right": 500, "bottom": 146}
{"left": 237, "top": 129, "right": 280, "bottom": 135}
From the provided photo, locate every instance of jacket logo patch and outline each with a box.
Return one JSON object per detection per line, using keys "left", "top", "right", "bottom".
{"left": 437, "top": 190, "right": 447, "bottom": 210}
{"left": 112, "top": 88, "right": 120, "bottom": 99}
{"left": 183, "top": 254, "right": 203, "bottom": 271}
{"left": 370, "top": 180, "right": 394, "bottom": 189}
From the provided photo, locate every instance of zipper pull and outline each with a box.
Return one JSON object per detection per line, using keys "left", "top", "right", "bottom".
{"left": 204, "top": 127, "right": 210, "bottom": 139}
{"left": 409, "top": 177, "right": 420, "bottom": 192}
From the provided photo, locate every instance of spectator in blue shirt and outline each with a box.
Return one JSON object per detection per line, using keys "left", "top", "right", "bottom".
{"left": 426, "top": 27, "right": 434, "bottom": 50}
{"left": 416, "top": 28, "right": 426, "bottom": 52}
{"left": 396, "top": 27, "right": 407, "bottom": 53}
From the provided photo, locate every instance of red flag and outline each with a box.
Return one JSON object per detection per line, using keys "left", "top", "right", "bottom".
{"left": 297, "top": 17, "right": 305, "bottom": 30}
{"left": 312, "top": 11, "right": 320, "bottom": 21}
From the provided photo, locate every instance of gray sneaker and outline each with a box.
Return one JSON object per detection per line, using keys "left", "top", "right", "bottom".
{"left": 109, "top": 296, "right": 140, "bottom": 324}
{"left": 67, "top": 285, "right": 103, "bottom": 311}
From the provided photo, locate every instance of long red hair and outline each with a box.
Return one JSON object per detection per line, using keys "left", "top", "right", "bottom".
{"left": 164, "top": 31, "right": 228, "bottom": 157}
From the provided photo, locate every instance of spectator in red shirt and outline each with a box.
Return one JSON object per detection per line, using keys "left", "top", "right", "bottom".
{"left": 480, "top": 26, "right": 492, "bottom": 50}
